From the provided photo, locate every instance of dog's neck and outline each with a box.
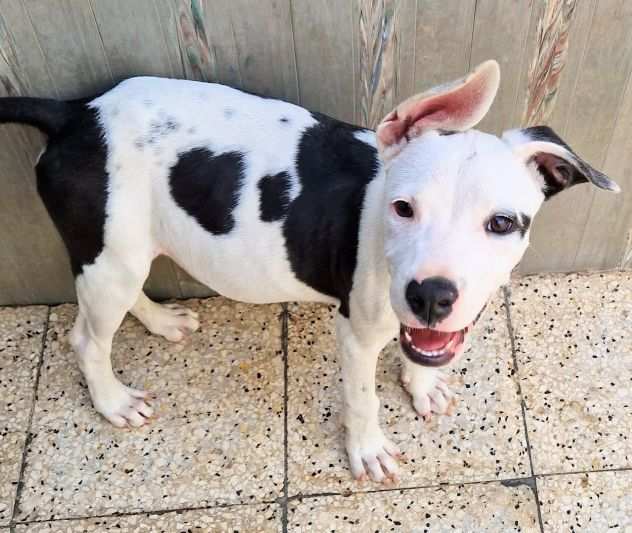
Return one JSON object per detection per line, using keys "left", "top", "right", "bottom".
{"left": 350, "top": 165, "right": 396, "bottom": 325}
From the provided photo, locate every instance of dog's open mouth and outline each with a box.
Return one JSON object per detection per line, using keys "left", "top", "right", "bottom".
{"left": 399, "top": 304, "right": 488, "bottom": 367}
{"left": 399, "top": 325, "right": 468, "bottom": 367}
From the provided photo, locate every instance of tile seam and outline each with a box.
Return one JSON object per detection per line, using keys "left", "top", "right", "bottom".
{"left": 10, "top": 307, "right": 50, "bottom": 527}
{"left": 502, "top": 286, "right": 545, "bottom": 533}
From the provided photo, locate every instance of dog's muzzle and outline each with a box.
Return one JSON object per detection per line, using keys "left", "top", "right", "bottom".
{"left": 399, "top": 304, "right": 487, "bottom": 367}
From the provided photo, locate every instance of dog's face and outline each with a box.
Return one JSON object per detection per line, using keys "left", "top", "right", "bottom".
{"left": 376, "top": 61, "right": 620, "bottom": 368}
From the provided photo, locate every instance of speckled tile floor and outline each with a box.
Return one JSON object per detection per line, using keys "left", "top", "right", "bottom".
{"left": 0, "top": 271, "right": 630, "bottom": 532}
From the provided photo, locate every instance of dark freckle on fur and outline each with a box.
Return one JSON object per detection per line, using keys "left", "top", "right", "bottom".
{"left": 114, "top": 164, "right": 122, "bottom": 172}
{"left": 279, "top": 116, "right": 290, "bottom": 124}
{"left": 165, "top": 118, "right": 179, "bottom": 131}
{"left": 187, "top": 126, "right": 196, "bottom": 135}
{"left": 224, "top": 108, "right": 235, "bottom": 119}
{"left": 134, "top": 138, "right": 144, "bottom": 150}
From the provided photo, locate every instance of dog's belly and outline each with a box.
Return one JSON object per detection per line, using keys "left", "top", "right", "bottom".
{"left": 160, "top": 219, "right": 336, "bottom": 305}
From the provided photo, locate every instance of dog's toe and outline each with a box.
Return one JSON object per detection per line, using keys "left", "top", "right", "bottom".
{"left": 347, "top": 432, "right": 401, "bottom": 484}
{"left": 92, "top": 380, "right": 154, "bottom": 429}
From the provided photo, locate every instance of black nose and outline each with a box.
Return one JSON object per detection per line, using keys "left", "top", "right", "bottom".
{"left": 406, "top": 277, "right": 458, "bottom": 326}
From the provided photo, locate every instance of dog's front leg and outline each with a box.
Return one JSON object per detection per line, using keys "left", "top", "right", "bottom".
{"left": 336, "top": 314, "right": 400, "bottom": 483}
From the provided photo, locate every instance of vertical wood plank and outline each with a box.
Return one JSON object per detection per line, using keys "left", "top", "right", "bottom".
{"left": 518, "top": 0, "right": 578, "bottom": 127}
{"left": 201, "top": 0, "right": 298, "bottom": 101}
{"left": 469, "top": 0, "right": 532, "bottom": 135}
{"left": 0, "top": 0, "right": 59, "bottom": 97}
{"left": 23, "top": 0, "right": 114, "bottom": 98}
{"left": 413, "top": 0, "right": 476, "bottom": 91}
{"left": 89, "top": 0, "right": 184, "bottom": 81}
{"left": 292, "top": 0, "right": 355, "bottom": 121}
{"left": 573, "top": 7, "right": 632, "bottom": 270}
{"left": 354, "top": 0, "right": 416, "bottom": 128}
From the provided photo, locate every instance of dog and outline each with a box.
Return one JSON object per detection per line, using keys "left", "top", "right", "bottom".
{"left": 0, "top": 60, "right": 619, "bottom": 483}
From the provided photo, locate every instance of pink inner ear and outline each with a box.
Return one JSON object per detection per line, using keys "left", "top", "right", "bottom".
{"left": 378, "top": 73, "right": 489, "bottom": 150}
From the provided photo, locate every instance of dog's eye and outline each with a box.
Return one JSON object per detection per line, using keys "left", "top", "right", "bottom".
{"left": 393, "top": 200, "right": 414, "bottom": 218}
{"left": 487, "top": 214, "right": 515, "bottom": 234}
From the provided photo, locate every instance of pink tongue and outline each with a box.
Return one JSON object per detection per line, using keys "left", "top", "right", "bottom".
{"left": 410, "top": 328, "right": 455, "bottom": 351}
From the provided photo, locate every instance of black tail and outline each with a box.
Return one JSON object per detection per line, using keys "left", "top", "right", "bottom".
{"left": 0, "top": 97, "right": 71, "bottom": 136}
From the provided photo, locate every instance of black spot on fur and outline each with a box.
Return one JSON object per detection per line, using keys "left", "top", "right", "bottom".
{"left": 284, "top": 113, "right": 380, "bottom": 317}
{"left": 279, "top": 116, "right": 290, "bottom": 124}
{"left": 169, "top": 147, "right": 245, "bottom": 235}
{"left": 36, "top": 106, "right": 108, "bottom": 275}
{"left": 258, "top": 172, "right": 291, "bottom": 222}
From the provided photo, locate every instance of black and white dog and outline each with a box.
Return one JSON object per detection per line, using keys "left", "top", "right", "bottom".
{"left": 0, "top": 61, "right": 619, "bottom": 482}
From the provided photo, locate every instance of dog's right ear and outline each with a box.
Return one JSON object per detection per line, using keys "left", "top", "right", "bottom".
{"left": 376, "top": 60, "right": 500, "bottom": 160}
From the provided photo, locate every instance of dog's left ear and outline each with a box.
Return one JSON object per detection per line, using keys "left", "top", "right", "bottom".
{"left": 502, "top": 126, "right": 620, "bottom": 199}
{"left": 376, "top": 60, "right": 500, "bottom": 160}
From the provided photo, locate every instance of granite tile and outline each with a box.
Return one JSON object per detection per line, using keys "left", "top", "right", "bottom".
{"left": 34, "top": 299, "right": 283, "bottom": 429}
{"left": 15, "top": 503, "right": 281, "bottom": 532}
{"left": 538, "top": 470, "right": 632, "bottom": 532}
{"left": 288, "top": 481, "right": 540, "bottom": 532}
{"left": 16, "top": 412, "right": 282, "bottom": 521}
{"left": 287, "top": 293, "right": 529, "bottom": 494}
{"left": 17, "top": 298, "right": 284, "bottom": 521}
{"left": 0, "top": 306, "right": 48, "bottom": 433}
{"left": 0, "top": 431, "right": 27, "bottom": 525}
{"left": 510, "top": 272, "right": 632, "bottom": 474}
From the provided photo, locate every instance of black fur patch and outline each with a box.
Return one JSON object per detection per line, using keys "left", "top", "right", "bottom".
{"left": 36, "top": 106, "right": 108, "bottom": 275}
{"left": 283, "top": 113, "right": 379, "bottom": 317}
{"left": 169, "top": 147, "right": 245, "bottom": 235}
{"left": 258, "top": 172, "right": 291, "bottom": 222}
{"left": 521, "top": 126, "right": 613, "bottom": 199}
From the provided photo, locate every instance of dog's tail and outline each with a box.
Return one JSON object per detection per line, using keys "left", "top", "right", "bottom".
{"left": 0, "top": 97, "right": 71, "bottom": 136}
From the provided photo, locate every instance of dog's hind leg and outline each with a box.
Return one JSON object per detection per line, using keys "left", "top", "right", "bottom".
{"left": 70, "top": 253, "right": 154, "bottom": 428}
{"left": 130, "top": 292, "right": 199, "bottom": 342}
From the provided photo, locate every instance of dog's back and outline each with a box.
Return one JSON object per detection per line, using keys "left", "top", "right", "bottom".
{"left": 1, "top": 77, "right": 381, "bottom": 307}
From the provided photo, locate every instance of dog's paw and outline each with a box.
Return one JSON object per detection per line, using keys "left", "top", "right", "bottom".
{"left": 144, "top": 303, "right": 199, "bottom": 342}
{"left": 90, "top": 379, "right": 154, "bottom": 428}
{"left": 346, "top": 428, "right": 401, "bottom": 484}
{"left": 401, "top": 368, "right": 456, "bottom": 421}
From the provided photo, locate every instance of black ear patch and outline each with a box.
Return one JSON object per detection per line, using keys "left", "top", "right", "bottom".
{"left": 520, "top": 126, "right": 619, "bottom": 199}
{"left": 169, "top": 148, "right": 245, "bottom": 234}
{"left": 258, "top": 172, "right": 292, "bottom": 222}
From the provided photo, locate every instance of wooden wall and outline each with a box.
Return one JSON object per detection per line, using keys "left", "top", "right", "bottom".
{"left": 1, "top": 0, "right": 630, "bottom": 305}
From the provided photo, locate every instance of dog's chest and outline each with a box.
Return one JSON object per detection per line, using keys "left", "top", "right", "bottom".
{"left": 94, "top": 78, "right": 381, "bottom": 311}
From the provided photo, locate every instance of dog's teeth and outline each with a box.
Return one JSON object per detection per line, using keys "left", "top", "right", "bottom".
{"left": 404, "top": 330, "right": 412, "bottom": 342}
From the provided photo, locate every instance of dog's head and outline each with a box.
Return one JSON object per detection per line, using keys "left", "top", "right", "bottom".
{"left": 377, "top": 60, "right": 620, "bottom": 368}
